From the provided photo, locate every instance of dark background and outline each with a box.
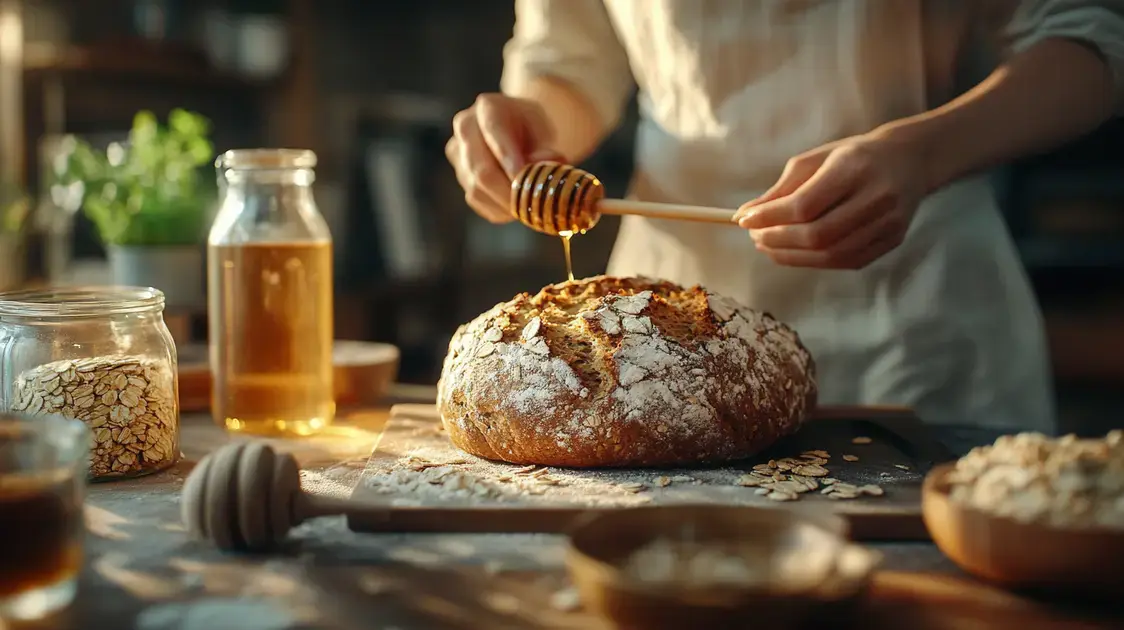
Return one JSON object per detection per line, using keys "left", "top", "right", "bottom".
{"left": 2, "top": 0, "right": 1123, "bottom": 436}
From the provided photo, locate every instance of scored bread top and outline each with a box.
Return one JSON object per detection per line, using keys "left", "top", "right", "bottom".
{"left": 437, "top": 275, "right": 817, "bottom": 467}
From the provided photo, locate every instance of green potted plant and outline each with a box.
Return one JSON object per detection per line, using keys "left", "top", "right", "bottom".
{"left": 54, "top": 109, "right": 216, "bottom": 309}
{"left": 0, "top": 179, "right": 30, "bottom": 291}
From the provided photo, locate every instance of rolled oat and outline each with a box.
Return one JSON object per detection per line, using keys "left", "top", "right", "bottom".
{"left": 947, "top": 431, "right": 1124, "bottom": 529}
{"left": 9, "top": 355, "right": 178, "bottom": 479}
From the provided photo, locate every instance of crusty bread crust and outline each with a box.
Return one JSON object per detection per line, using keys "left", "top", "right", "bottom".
{"left": 436, "top": 276, "right": 817, "bottom": 468}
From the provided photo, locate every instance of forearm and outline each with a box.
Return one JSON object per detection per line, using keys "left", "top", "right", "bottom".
{"left": 504, "top": 76, "right": 609, "bottom": 164}
{"left": 880, "top": 37, "right": 1116, "bottom": 192}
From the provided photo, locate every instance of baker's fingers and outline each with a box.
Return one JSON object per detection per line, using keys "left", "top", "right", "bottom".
{"left": 755, "top": 209, "right": 907, "bottom": 269}
{"left": 454, "top": 163, "right": 511, "bottom": 224}
{"left": 759, "top": 236, "right": 897, "bottom": 270}
{"left": 734, "top": 153, "right": 826, "bottom": 221}
{"left": 450, "top": 111, "right": 514, "bottom": 223}
{"left": 738, "top": 146, "right": 863, "bottom": 229}
{"left": 748, "top": 186, "right": 892, "bottom": 251}
{"left": 475, "top": 94, "right": 526, "bottom": 178}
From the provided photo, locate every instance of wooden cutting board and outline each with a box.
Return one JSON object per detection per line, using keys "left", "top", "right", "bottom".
{"left": 350, "top": 404, "right": 954, "bottom": 541}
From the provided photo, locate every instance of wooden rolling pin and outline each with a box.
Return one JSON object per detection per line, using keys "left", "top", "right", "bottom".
{"left": 510, "top": 161, "right": 737, "bottom": 236}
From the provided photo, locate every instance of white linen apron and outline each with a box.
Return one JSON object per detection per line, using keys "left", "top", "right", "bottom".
{"left": 501, "top": 0, "right": 1124, "bottom": 432}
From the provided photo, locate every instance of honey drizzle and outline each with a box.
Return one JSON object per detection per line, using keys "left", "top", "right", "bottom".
{"left": 509, "top": 161, "right": 604, "bottom": 283}
{"left": 559, "top": 230, "right": 575, "bottom": 282}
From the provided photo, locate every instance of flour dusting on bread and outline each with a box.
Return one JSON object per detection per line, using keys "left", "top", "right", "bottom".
{"left": 437, "top": 275, "right": 816, "bottom": 468}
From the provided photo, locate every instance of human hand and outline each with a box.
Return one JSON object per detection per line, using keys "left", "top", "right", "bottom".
{"left": 733, "top": 129, "right": 928, "bottom": 269}
{"left": 445, "top": 93, "right": 564, "bottom": 224}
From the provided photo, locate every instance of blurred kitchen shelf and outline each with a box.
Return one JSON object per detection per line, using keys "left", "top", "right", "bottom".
{"left": 1045, "top": 308, "right": 1124, "bottom": 384}
{"left": 1015, "top": 168, "right": 1124, "bottom": 203}
{"left": 22, "top": 43, "right": 280, "bottom": 90}
{"left": 1016, "top": 237, "right": 1124, "bottom": 270}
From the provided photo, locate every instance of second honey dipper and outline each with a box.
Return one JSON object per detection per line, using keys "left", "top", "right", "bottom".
{"left": 510, "top": 161, "right": 738, "bottom": 236}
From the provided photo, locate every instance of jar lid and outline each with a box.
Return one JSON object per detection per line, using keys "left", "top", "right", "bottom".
{"left": 217, "top": 149, "right": 317, "bottom": 171}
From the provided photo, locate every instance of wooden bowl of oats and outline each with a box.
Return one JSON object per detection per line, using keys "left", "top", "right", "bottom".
{"left": 922, "top": 431, "right": 1124, "bottom": 600}
{"left": 565, "top": 505, "right": 880, "bottom": 630}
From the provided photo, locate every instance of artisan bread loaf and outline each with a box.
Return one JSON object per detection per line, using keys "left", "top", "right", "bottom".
{"left": 436, "top": 276, "right": 817, "bottom": 468}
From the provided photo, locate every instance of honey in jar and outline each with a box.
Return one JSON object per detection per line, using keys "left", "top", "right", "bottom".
{"left": 207, "top": 149, "right": 335, "bottom": 436}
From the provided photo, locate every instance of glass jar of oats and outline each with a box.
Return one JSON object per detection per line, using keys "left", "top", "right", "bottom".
{"left": 0, "top": 286, "right": 180, "bottom": 481}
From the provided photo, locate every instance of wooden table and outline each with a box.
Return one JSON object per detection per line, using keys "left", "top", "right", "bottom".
{"left": 21, "top": 403, "right": 1124, "bottom": 629}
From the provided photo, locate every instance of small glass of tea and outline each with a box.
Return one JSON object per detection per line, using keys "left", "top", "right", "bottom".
{"left": 0, "top": 412, "right": 89, "bottom": 621}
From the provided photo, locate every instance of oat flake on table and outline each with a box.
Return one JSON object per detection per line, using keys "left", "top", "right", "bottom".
{"left": 362, "top": 445, "right": 883, "bottom": 507}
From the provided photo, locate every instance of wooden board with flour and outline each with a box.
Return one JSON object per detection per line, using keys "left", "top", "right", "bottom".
{"left": 350, "top": 404, "right": 953, "bottom": 541}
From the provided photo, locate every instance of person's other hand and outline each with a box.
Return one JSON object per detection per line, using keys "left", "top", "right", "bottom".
{"left": 445, "top": 93, "right": 564, "bottom": 224}
{"left": 733, "top": 130, "right": 927, "bottom": 269}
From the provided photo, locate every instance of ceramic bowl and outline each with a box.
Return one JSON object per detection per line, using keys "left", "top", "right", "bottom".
{"left": 922, "top": 463, "right": 1124, "bottom": 600}
{"left": 564, "top": 505, "right": 881, "bottom": 630}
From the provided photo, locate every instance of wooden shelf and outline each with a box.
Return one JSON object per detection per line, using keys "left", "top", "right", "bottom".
{"left": 22, "top": 44, "right": 279, "bottom": 90}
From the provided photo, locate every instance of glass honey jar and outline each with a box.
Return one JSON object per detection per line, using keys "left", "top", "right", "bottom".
{"left": 207, "top": 149, "right": 335, "bottom": 437}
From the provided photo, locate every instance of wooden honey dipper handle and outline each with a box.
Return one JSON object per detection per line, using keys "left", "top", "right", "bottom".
{"left": 598, "top": 198, "right": 737, "bottom": 224}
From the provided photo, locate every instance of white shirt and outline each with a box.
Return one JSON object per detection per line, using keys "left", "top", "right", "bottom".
{"left": 500, "top": 0, "right": 1124, "bottom": 432}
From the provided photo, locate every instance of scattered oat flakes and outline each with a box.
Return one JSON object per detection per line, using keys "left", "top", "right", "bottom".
{"left": 794, "top": 464, "right": 829, "bottom": 477}
{"left": 766, "top": 490, "right": 798, "bottom": 502}
{"left": 735, "top": 474, "right": 764, "bottom": 487}
{"left": 775, "top": 458, "right": 799, "bottom": 472}
{"left": 842, "top": 454, "right": 859, "bottom": 462}
{"left": 671, "top": 475, "right": 695, "bottom": 483}
{"left": 825, "top": 483, "right": 861, "bottom": 500}
{"left": 654, "top": 476, "right": 672, "bottom": 488}
{"left": 894, "top": 464, "right": 910, "bottom": 471}
{"left": 852, "top": 437, "right": 873, "bottom": 445}
{"left": 790, "top": 475, "right": 819, "bottom": 491}
{"left": 619, "top": 482, "right": 647, "bottom": 493}
{"left": 819, "top": 481, "right": 883, "bottom": 501}
{"left": 407, "top": 459, "right": 444, "bottom": 472}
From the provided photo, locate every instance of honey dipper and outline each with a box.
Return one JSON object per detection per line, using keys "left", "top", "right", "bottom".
{"left": 183, "top": 441, "right": 647, "bottom": 552}
{"left": 510, "top": 161, "right": 737, "bottom": 235}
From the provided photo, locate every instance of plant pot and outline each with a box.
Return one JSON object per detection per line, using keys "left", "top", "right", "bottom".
{"left": 0, "top": 233, "right": 26, "bottom": 291}
{"left": 107, "top": 245, "right": 204, "bottom": 311}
